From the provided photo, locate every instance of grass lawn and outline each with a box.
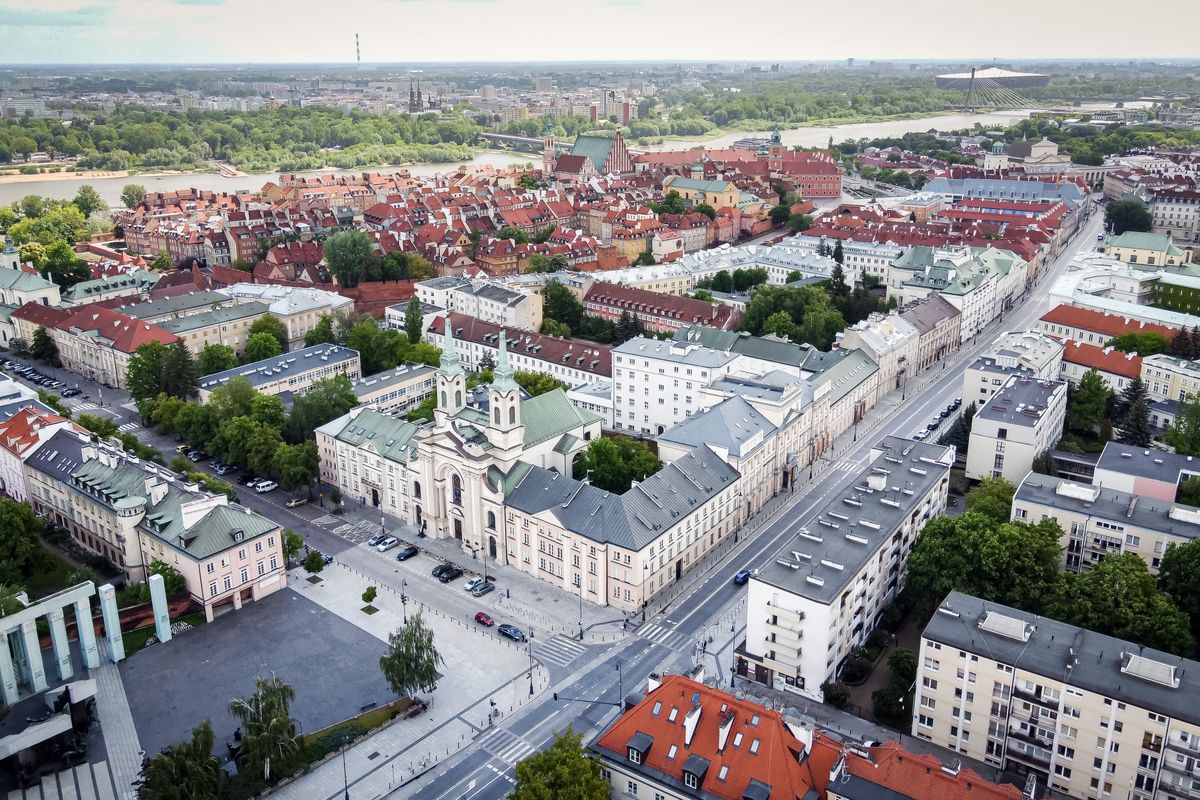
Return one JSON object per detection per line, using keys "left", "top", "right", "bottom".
{"left": 123, "top": 611, "right": 207, "bottom": 656}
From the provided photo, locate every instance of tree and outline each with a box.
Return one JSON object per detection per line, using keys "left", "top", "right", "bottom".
{"left": 514, "top": 370, "right": 568, "bottom": 397}
{"left": 126, "top": 341, "right": 170, "bottom": 401}
{"left": 362, "top": 585, "right": 378, "bottom": 604}
{"left": 1159, "top": 540, "right": 1200, "bottom": 638}
{"left": 406, "top": 396, "right": 436, "bottom": 423}
{"left": 872, "top": 648, "right": 917, "bottom": 727}
{"left": 510, "top": 726, "right": 609, "bottom": 800}
{"left": 273, "top": 441, "right": 318, "bottom": 490}
{"left": 1068, "top": 368, "right": 1111, "bottom": 435}
{"left": 633, "top": 251, "right": 655, "bottom": 266}
{"left": 832, "top": 239, "right": 845, "bottom": 265}
{"left": 1170, "top": 327, "right": 1200, "bottom": 360}
{"left": 1049, "top": 554, "right": 1194, "bottom": 656}
{"left": 18, "top": 241, "right": 46, "bottom": 269}
{"left": 283, "top": 375, "right": 357, "bottom": 444}
{"left": 30, "top": 326, "right": 59, "bottom": 365}
{"left": 762, "top": 310, "right": 799, "bottom": 341}
{"left": 693, "top": 203, "right": 716, "bottom": 220}
{"left": 788, "top": 212, "right": 813, "bottom": 233}
{"left": 198, "top": 343, "right": 238, "bottom": 375}
{"left": 303, "top": 314, "right": 337, "bottom": 347}
{"left": 827, "top": 262, "right": 849, "bottom": 298}
{"left": 1105, "top": 199, "right": 1152, "bottom": 235}
{"left": 323, "top": 230, "right": 373, "bottom": 288}
{"left": 40, "top": 240, "right": 90, "bottom": 289}
{"left": 282, "top": 530, "right": 304, "bottom": 563}
{"left": 0, "top": 498, "right": 49, "bottom": 585}
{"left": 379, "top": 613, "right": 444, "bottom": 698}
{"left": 250, "top": 394, "right": 286, "bottom": 428}
{"left": 150, "top": 250, "right": 174, "bottom": 272}
{"left": 228, "top": 674, "right": 299, "bottom": 783}
{"left": 162, "top": 340, "right": 198, "bottom": 399}
{"left": 121, "top": 183, "right": 147, "bottom": 209}
{"left": 1179, "top": 476, "right": 1200, "bottom": 508}
{"left": 77, "top": 413, "right": 119, "bottom": 438}
{"left": 540, "top": 319, "right": 571, "bottom": 338}
{"left": 478, "top": 350, "right": 497, "bottom": 372}
{"left": 964, "top": 476, "right": 1017, "bottom": 523}
{"left": 542, "top": 279, "right": 583, "bottom": 333}
{"left": 303, "top": 549, "right": 326, "bottom": 574}
{"left": 905, "top": 512, "right": 1063, "bottom": 622}
{"left": 769, "top": 205, "right": 792, "bottom": 226}
{"left": 137, "top": 720, "right": 224, "bottom": 800}
{"left": 1106, "top": 332, "right": 1171, "bottom": 356}
{"left": 248, "top": 314, "right": 288, "bottom": 353}
{"left": 73, "top": 185, "right": 106, "bottom": 217}
{"left": 246, "top": 424, "right": 284, "bottom": 476}
{"left": 1166, "top": 392, "right": 1200, "bottom": 455}
{"left": 1120, "top": 395, "right": 1153, "bottom": 448}
{"left": 404, "top": 296, "right": 423, "bottom": 344}
{"left": 208, "top": 376, "right": 259, "bottom": 420}
{"left": 244, "top": 332, "right": 282, "bottom": 363}
{"left": 572, "top": 435, "right": 663, "bottom": 494}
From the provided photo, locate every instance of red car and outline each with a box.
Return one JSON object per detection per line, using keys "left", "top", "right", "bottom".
{"left": 474, "top": 612, "right": 495, "bottom": 627}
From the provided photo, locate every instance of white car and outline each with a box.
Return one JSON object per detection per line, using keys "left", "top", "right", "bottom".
{"left": 254, "top": 480, "right": 278, "bottom": 493}
{"left": 464, "top": 576, "right": 486, "bottom": 592}
{"left": 376, "top": 537, "right": 399, "bottom": 552}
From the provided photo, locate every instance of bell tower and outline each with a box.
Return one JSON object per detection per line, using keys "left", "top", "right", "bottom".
{"left": 542, "top": 118, "right": 556, "bottom": 178}
{"left": 487, "top": 331, "right": 525, "bottom": 456}
{"left": 434, "top": 319, "right": 467, "bottom": 427}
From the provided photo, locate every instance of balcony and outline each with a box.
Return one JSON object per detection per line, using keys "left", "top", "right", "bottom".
{"left": 1004, "top": 741, "right": 1051, "bottom": 770}
{"left": 1007, "top": 722, "right": 1054, "bottom": 749}
{"left": 1010, "top": 685, "right": 1059, "bottom": 709}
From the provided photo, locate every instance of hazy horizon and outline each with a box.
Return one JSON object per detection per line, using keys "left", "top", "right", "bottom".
{"left": 3, "top": 0, "right": 1199, "bottom": 66}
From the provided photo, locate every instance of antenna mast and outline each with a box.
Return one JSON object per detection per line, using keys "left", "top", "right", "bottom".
{"left": 355, "top": 33, "right": 361, "bottom": 69}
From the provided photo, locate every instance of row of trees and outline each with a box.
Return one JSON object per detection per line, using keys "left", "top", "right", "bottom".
{"left": 304, "top": 309, "right": 440, "bottom": 376}
{"left": 540, "top": 279, "right": 653, "bottom": 345}
{"left": 0, "top": 188, "right": 113, "bottom": 289}
{"left": 139, "top": 612, "right": 444, "bottom": 800}
{"left": 906, "top": 478, "right": 1197, "bottom": 657}
{"left": 572, "top": 435, "right": 663, "bottom": 494}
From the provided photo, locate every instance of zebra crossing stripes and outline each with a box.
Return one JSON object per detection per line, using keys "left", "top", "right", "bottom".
{"left": 71, "top": 401, "right": 98, "bottom": 412}
{"left": 117, "top": 422, "right": 139, "bottom": 433}
{"left": 534, "top": 634, "right": 587, "bottom": 667}
{"left": 637, "top": 623, "right": 688, "bottom": 650}
{"left": 476, "top": 728, "right": 537, "bottom": 765}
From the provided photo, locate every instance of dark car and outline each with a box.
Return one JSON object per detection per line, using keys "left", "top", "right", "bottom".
{"left": 938, "top": 409, "right": 951, "bottom": 419}
{"left": 367, "top": 533, "right": 387, "bottom": 547}
{"left": 186, "top": 450, "right": 208, "bottom": 462}
{"left": 431, "top": 563, "right": 454, "bottom": 579}
{"left": 238, "top": 473, "right": 259, "bottom": 485}
{"left": 498, "top": 624, "right": 526, "bottom": 643}
{"left": 926, "top": 421, "right": 938, "bottom": 431}
{"left": 438, "top": 566, "right": 463, "bottom": 583}
{"left": 733, "top": 569, "right": 752, "bottom": 585}
{"left": 61, "top": 387, "right": 81, "bottom": 397}
{"left": 472, "top": 581, "right": 495, "bottom": 598}
{"left": 395, "top": 544, "right": 418, "bottom": 561}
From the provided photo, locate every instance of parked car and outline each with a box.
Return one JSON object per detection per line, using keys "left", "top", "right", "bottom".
{"left": 472, "top": 582, "right": 495, "bottom": 598}
{"left": 175, "top": 443, "right": 190, "bottom": 454}
{"left": 376, "top": 537, "right": 399, "bottom": 552}
{"left": 61, "top": 388, "right": 80, "bottom": 397}
{"left": 474, "top": 612, "right": 495, "bottom": 627}
{"left": 367, "top": 533, "right": 387, "bottom": 547}
{"left": 437, "top": 566, "right": 463, "bottom": 583}
{"left": 395, "top": 544, "right": 418, "bottom": 561}
{"left": 925, "top": 421, "right": 938, "bottom": 431}
{"left": 939, "top": 409, "right": 951, "bottom": 419}
{"left": 432, "top": 563, "right": 454, "bottom": 579}
{"left": 186, "top": 450, "right": 207, "bottom": 462}
{"left": 237, "top": 473, "right": 259, "bottom": 485}
{"left": 912, "top": 431, "right": 927, "bottom": 441}
{"left": 285, "top": 497, "right": 308, "bottom": 508}
{"left": 498, "top": 624, "right": 526, "bottom": 643}
{"left": 953, "top": 397, "right": 962, "bottom": 408}
{"left": 733, "top": 569, "right": 752, "bottom": 586}
{"left": 464, "top": 576, "right": 487, "bottom": 592}
{"left": 254, "top": 480, "right": 278, "bottom": 493}
{"left": 213, "top": 463, "right": 235, "bottom": 475}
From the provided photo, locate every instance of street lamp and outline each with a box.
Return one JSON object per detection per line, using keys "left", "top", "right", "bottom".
{"left": 577, "top": 578, "right": 584, "bottom": 641}
{"left": 401, "top": 579, "right": 408, "bottom": 624}
{"left": 528, "top": 631, "right": 535, "bottom": 696}
{"left": 340, "top": 734, "right": 350, "bottom": 800}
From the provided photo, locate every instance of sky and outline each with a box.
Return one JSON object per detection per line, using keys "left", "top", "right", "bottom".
{"left": 2, "top": 0, "right": 1199, "bottom": 65}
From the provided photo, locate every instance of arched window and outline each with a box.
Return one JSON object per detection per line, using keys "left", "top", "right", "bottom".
{"left": 455, "top": 390, "right": 462, "bottom": 407}
{"left": 509, "top": 406, "right": 516, "bottom": 425}
{"left": 440, "top": 391, "right": 446, "bottom": 407}
{"left": 487, "top": 511, "right": 496, "bottom": 530}
{"left": 413, "top": 481, "right": 422, "bottom": 499}
{"left": 452, "top": 474, "right": 463, "bottom": 506}
{"left": 493, "top": 407, "right": 500, "bottom": 424}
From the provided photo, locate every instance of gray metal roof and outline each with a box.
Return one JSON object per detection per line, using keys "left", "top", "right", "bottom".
{"left": 975, "top": 376, "right": 1065, "bottom": 428}
{"left": 199, "top": 344, "right": 359, "bottom": 391}
{"left": 752, "top": 436, "right": 953, "bottom": 604}
{"left": 925, "top": 591, "right": 1200, "bottom": 726}
{"left": 26, "top": 428, "right": 89, "bottom": 483}
{"left": 350, "top": 364, "right": 436, "bottom": 399}
{"left": 1094, "top": 441, "right": 1200, "bottom": 486}
{"left": 116, "top": 289, "right": 230, "bottom": 320}
{"left": 1015, "top": 472, "right": 1200, "bottom": 544}
{"left": 158, "top": 301, "right": 269, "bottom": 334}
{"left": 504, "top": 444, "right": 739, "bottom": 551}
{"left": 658, "top": 396, "right": 775, "bottom": 459}
{"left": 613, "top": 337, "right": 739, "bottom": 369}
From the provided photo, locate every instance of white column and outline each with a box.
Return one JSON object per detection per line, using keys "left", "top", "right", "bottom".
{"left": 47, "top": 608, "right": 73, "bottom": 681}
{"left": 148, "top": 574, "right": 172, "bottom": 644}
{"left": 20, "top": 620, "right": 47, "bottom": 693}
{"left": 98, "top": 584, "right": 125, "bottom": 663}
{"left": 0, "top": 631, "right": 19, "bottom": 706}
{"left": 75, "top": 598, "right": 100, "bottom": 669}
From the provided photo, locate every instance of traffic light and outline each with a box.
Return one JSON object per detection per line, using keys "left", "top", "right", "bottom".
{"left": 553, "top": 692, "right": 558, "bottom": 702}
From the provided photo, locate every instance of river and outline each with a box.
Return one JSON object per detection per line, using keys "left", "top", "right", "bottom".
{"left": 0, "top": 104, "right": 1134, "bottom": 206}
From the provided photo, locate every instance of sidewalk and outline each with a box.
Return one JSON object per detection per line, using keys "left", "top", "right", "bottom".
{"left": 93, "top": 661, "right": 140, "bottom": 800}
{"left": 268, "top": 563, "right": 548, "bottom": 800}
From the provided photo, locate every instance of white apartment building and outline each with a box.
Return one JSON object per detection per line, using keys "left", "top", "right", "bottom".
{"left": 840, "top": 313, "right": 919, "bottom": 394}
{"left": 1012, "top": 472, "right": 1200, "bottom": 575}
{"left": 611, "top": 337, "right": 741, "bottom": 436}
{"left": 413, "top": 276, "right": 543, "bottom": 331}
{"left": 915, "top": 591, "right": 1200, "bottom": 800}
{"left": 1149, "top": 188, "right": 1200, "bottom": 245}
{"left": 675, "top": 238, "right": 849, "bottom": 287}
{"left": 1142, "top": 354, "right": 1200, "bottom": 404}
{"left": 736, "top": 436, "right": 953, "bottom": 700}
{"left": 964, "top": 331, "right": 1065, "bottom": 403}
{"left": 785, "top": 235, "right": 904, "bottom": 284}
{"left": 966, "top": 376, "right": 1067, "bottom": 483}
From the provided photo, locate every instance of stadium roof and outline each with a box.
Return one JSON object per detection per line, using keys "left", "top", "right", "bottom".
{"left": 935, "top": 67, "right": 1046, "bottom": 80}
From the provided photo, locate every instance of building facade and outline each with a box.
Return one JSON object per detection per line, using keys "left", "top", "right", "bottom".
{"left": 611, "top": 337, "right": 740, "bottom": 436}
{"left": 965, "top": 375, "right": 1068, "bottom": 483}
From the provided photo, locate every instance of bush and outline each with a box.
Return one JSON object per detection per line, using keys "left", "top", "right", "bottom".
{"left": 840, "top": 646, "right": 874, "bottom": 684}
{"left": 821, "top": 681, "right": 850, "bottom": 708}
{"left": 362, "top": 585, "right": 377, "bottom": 604}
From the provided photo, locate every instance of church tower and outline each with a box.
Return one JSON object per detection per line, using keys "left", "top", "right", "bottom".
{"left": 542, "top": 118, "right": 556, "bottom": 177}
{"left": 434, "top": 319, "right": 467, "bottom": 426}
{"left": 486, "top": 331, "right": 525, "bottom": 456}
{"left": 767, "top": 125, "right": 785, "bottom": 170}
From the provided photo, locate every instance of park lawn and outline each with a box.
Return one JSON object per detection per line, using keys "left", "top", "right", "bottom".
{"left": 123, "top": 611, "right": 208, "bottom": 656}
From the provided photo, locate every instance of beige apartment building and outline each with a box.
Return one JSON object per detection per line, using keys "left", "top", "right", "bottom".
{"left": 840, "top": 313, "right": 919, "bottom": 394}
{"left": 915, "top": 591, "right": 1200, "bottom": 800}
{"left": 1142, "top": 354, "right": 1200, "bottom": 404}
{"left": 117, "top": 290, "right": 271, "bottom": 355}
{"left": 966, "top": 376, "right": 1068, "bottom": 483}
{"left": 899, "top": 294, "right": 962, "bottom": 373}
{"left": 1012, "top": 472, "right": 1200, "bottom": 575}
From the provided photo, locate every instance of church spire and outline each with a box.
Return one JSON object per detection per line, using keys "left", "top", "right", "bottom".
{"left": 492, "top": 329, "right": 518, "bottom": 392}
{"left": 439, "top": 318, "right": 463, "bottom": 375}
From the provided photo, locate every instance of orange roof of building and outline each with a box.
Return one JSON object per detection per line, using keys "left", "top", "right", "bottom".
{"left": 1061, "top": 340, "right": 1144, "bottom": 379}
{"left": 836, "top": 737, "right": 1023, "bottom": 800}
{"left": 1040, "top": 304, "right": 1180, "bottom": 340}
{"left": 0, "top": 407, "right": 76, "bottom": 457}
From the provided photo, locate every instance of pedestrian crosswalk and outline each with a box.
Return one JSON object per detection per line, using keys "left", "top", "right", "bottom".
{"left": 534, "top": 634, "right": 587, "bottom": 667}
{"left": 117, "top": 422, "right": 139, "bottom": 433}
{"left": 476, "top": 727, "right": 537, "bottom": 765}
{"left": 638, "top": 623, "right": 689, "bottom": 650}
{"left": 828, "top": 457, "right": 864, "bottom": 475}
{"left": 71, "top": 401, "right": 98, "bottom": 412}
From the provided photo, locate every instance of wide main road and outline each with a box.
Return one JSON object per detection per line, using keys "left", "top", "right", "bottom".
{"left": 404, "top": 205, "right": 1105, "bottom": 799}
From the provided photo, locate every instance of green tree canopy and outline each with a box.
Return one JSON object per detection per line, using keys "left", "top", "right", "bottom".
{"left": 1105, "top": 332, "right": 1171, "bottom": 356}
{"left": 542, "top": 279, "right": 583, "bottom": 333}
{"left": 404, "top": 296, "right": 423, "bottom": 345}
{"left": 121, "top": 183, "right": 147, "bottom": 209}
{"left": 40, "top": 240, "right": 90, "bottom": 289}
{"left": 73, "top": 185, "right": 106, "bottom": 217}
{"left": 0, "top": 498, "right": 50, "bottom": 585}
{"left": 323, "top": 230, "right": 373, "bottom": 288}
{"left": 964, "top": 476, "right": 1018, "bottom": 523}
{"left": 572, "top": 435, "right": 663, "bottom": 494}
{"left": 248, "top": 314, "right": 289, "bottom": 353}
{"left": 136, "top": 720, "right": 224, "bottom": 800}
{"left": 1049, "top": 554, "right": 1194, "bottom": 656}
{"left": 303, "top": 313, "right": 337, "bottom": 347}
{"left": 513, "top": 370, "right": 568, "bottom": 397}
{"left": 283, "top": 375, "right": 357, "bottom": 444}
{"left": 1166, "top": 392, "right": 1200, "bottom": 455}
{"left": 162, "top": 340, "right": 198, "bottom": 399}
{"left": 228, "top": 674, "right": 299, "bottom": 783}
{"left": 510, "top": 726, "right": 609, "bottom": 800}
{"left": 1105, "top": 199, "right": 1152, "bottom": 235}
{"left": 379, "top": 613, "right": 444, "bottom": 698}
{"left": 244, "top": 332, "right": 283, "bottom": 363}
{"left": 1159, "top": 540, "right": 1200, "bottom": 638}
{"left": 126, "top": 341, "right": 171, "bottom": 402}
{"left": 273, "top": 441, "right": 319, "bottom": 490}
{"left": 1068, "top": 368, "right": 1111, "bottom": 435}
{"left": 31, "top": 325, "right": 59, "bottom": 365}
{"left": 198, "top": 343, "right": 238, "bottom": 375}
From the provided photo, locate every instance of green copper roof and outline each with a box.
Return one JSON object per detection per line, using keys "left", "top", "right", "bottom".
{"left": 1104, "top": 231, "right": 1184, "bottom": 256}
{"left": 520, "top": 389, "right": 600, "bottom": 447}
{"left": 328, "top": 408, "right": 421, "bottom": 463}
{"left": 570, "top": 135, "right": 616, "bottom": 171}
{"left": 492, "top": 330, "right": 519, "bottom": 393}
{"left": 666, "top": 176, "right": 736, "bottom": 193}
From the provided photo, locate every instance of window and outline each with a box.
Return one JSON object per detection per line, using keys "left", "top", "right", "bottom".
{"left": 683, "top": 773, "right": 698, "bottom": 790}
{"left": 207, "top": 563, "right": 215, "bottom": 574}
{"left": 627, "top": 748, "right": 641, "bottom": 764}
{"left": 919, "top": 714, "right": 934, "bottom": 728}
{"left": 626, "top": 780, "right": 638, "bottom": 797}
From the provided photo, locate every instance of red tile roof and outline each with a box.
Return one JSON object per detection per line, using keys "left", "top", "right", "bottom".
{"left": 584, "top": 283, "right": 740, "bottom": 330}
{"left": 1061, "top": 340, "right": 1144, "bottom": 379}
{"left": 838, "top": 738, "right": 1023, "bottom": 800}
{"left": 430, "top": 313, "right": 611, "bottom": 378}
{"left": 0, "top": 407, "right": 77, "bottom": 457}
{"left": 11, "top": 303, "right": 72, "bottom": 328}
{"left": 1040, "top": 304, "right": 1180, "bottom": 340}
{"left": 55, "top": 306, "right": 178, "bottom": 353}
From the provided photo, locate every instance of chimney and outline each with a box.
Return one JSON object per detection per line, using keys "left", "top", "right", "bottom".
{"left": 717, "top": 711, "right": 735, "bottom": 752}
{"left": 683, "top": 703, "right": 702, "bottom": 747}
{"left": 647, "top": 673, "right": 662, "bottom": 694}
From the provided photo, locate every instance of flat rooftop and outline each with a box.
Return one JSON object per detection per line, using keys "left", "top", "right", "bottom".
{"left": 975, "top": 375, "right": 1065, "bottom": 428}
{"left": 1015, "top": 472, "right": 1200, "bottom": 543}
{"left": 199, "top": 344, "right": 359, "bottom": 392}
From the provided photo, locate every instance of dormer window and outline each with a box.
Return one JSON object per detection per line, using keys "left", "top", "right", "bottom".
{"left": 627, "top": 731, "right": 652, "bottom": 766}
{"left": 684, "top": 773, "right": 698, "bottom": 789}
